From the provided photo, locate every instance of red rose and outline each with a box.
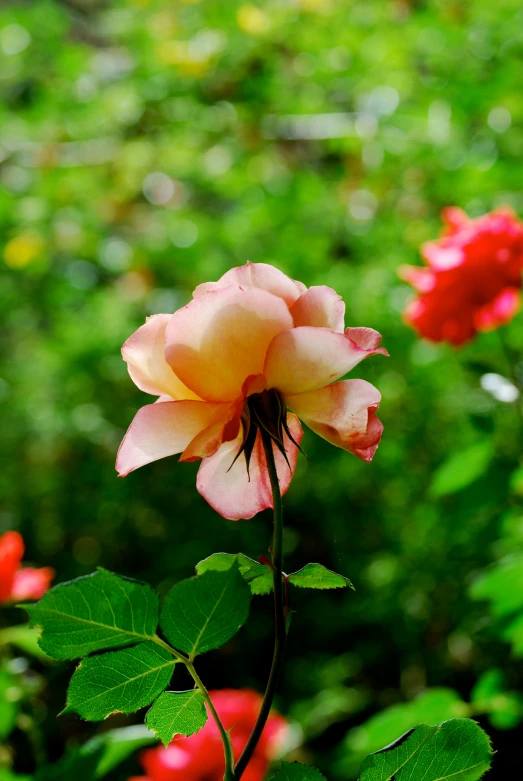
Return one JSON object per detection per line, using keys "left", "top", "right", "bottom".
{"left": 400, "top": 207, "right": 523, "bottom": 345}
{"left": 0, "top": 530, "right": 54, "bottom": 604}
{"left": 130, "top": 689, "right": 288, "bottom": 781}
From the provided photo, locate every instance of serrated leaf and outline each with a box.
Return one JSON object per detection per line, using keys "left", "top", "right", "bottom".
{"left": 24, "top": 569, "right": 159, "bottom": 660}
{"left": 196, "top": 552, "right": 273, "bottom": 595}
{"left": 63, "top": 641, "right": 176, "bottom": 721}
{"left": 160, "top": 563, "right": 251, "bottom": 657}
{"left": 146, "top": 690, "right": 207, "bottom": 746}
{"left": 359, "top": 718, "right": 493, "bottom": 780}
{"left": 429, "top": 441, "right": 493, "bottom": 498}
{"left": 288, "top": 563, "right": 353, "bottom": 590}
{"left": 271, "top": 762, "right": 327, "bottom": 780}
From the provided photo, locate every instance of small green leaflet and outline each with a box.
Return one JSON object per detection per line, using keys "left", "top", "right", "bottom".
{"left": 288, "top": 564, "right": 353, "bottom": 590}
{"left": 146, "top": 690, "right": 207, "bottom": 746}
{"left": 359, "top": 718, "right": 493, "bottom": 781}
{"left": 271, "top": 762, "right": 327, "bottom": 780}
{"left": 25, "top": 569, "right": 158, "bottom": 660}
{"left": 63, "top": 641, "right": 176, "bottom": 721}
{"left": 196, "top": 552, "right": 273, "bottom": 595}
{"left": 160, "top": 562, "right": 251, "bottom": 657}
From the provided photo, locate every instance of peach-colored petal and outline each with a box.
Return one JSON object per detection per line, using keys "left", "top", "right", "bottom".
{"left": 196, "top": 414, "right": 303, "bottom": 520}
{"left": 475, "top": 287, "right": 520, "bottom": 332}
{"left": 287, "top": 380, "right": 383, "bottom": 462}
{"left": 122, "top": 314, "right": 200, "bottom": 400}
{"left": 165, "top": 285, "right": 293, "bottom": 402}
{"left": 193, "top": 262, "right": 306, "bottom": 307}
{"left": 180, "top": 399, "right": 243, "bottom": 462}
{"left": 11, "top": 567, "right": 55, "bottom": 601}
{"left": 264, "top": 327, "right": 387, "bottom": 396}
{"left": 290, "top": 286, "right": 345, "bottom": 332}
{"left": 345, "top": 327, "right": 388, "bottom": 353}
{"left": 116, "top": 401, "right": 230, "bottom": 476}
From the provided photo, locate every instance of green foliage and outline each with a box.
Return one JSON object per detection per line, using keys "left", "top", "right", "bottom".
{"left": 429, "top": 441, "right": 494, "bottom": 497}
{"left": 25, "top": 569, "right": 159, "bottom": 659}
{"left": 146, "top": 690, "right": 207, "bottom": 746}
{"left": 62, "top": 641, "right": 176, "bottom": 721}
{"left": 470, "top": 554, "right": 523, "bottom": 655}
{"left": 160, "top": 563, "right": 251, "bottom": 657}
{"left": 271, "top": 763, "right": 327, "bottom": 780}
{"left": 359, "top": 719, "right": 493, "bottom": 781}
{"left": 196, "top": 552, "right": 273, "bottom": 595}
{"left": 288, "top": 564, "right": 353, "bottom": 590}
{"left": 0, "top": 669, "right": 19, "bottom": 740}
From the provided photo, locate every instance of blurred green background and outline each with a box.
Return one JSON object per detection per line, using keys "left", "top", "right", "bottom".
{"left": 2, "top": 0, "right": 523, "bottom": 778}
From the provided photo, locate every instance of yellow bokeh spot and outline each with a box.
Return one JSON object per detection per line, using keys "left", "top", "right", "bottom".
{"left": 156, "top": 40, "right": 211, "bottom": 76}
{"left": 237, "top": 5, "right": 271, "bottom": 36}
{"left": 4, "top": 233, "right": 44, "bottom": 269}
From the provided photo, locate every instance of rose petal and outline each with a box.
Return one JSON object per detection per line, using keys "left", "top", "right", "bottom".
{"left": 290, "top": 286, "right": 345, "bottom": 332}
{"left": 196, "top": 414, "right": 303, "bottom": 520}
{"left": 287, "top": 379, "right": 383, "bottom": 462}
{"left": 122, "top": 314, "right": 200, "bottom": 400}
{"left": 11, "top": 567, "right": 55, "bottom": 602}
{"left": 475, "top": 287, "right": 520, "bottom": 332}
{"left": 398, "top": 265, "right": 436, "bottom": 293}
{"left": 193, "top": 261, "right": 305, "bottom": 307}
{"left": 116, "top": 401, "right": 230, "bottom": 476}
{"left": 345, "top": 327, "right": 388, "bottom": 353}
{"left": 165, "top": 285, "right": 293, "bottom": 402}
{"left": 0, "top": 531, "right": 25, "bottom": 603}
{"left": 264, "top": 326, "right": 387, "bottom": 396}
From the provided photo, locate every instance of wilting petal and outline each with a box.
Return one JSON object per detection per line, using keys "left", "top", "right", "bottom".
{"left": 166, "top": 285, "right": 293, "bottom": 402}
{"left": 290, "top": 286, "right": 345, "bottom": 332}
{"left": 193, "top": 261, "right": 305, "bottom": 307}
{"left": 197, "top": 414, "right": 303, "bottom": 520}
{"left": 345, "top": 327, "right": 388, "bottom": 353}
{"left": 122, "top": 314, "right": 200, "bottom": 400}
{"left": 116, "top": 401, "right": 231, "bottom": 476}
{"left": 475, "top": 287, "right": 520, "bottom": 332}
{"left": 265, "top": 327, "right": 387, "bottom": 396}
{"left": 11, "top": 567, "right": 55, "bottom": 602}
{"left": 180, "top": 399, "right": 243, "bottom": 462}
{"left": 287, "top": 380, "right": 383, "bottom": 462}
{"left": 0, "top": 531, "right": 25, "bottom": 602}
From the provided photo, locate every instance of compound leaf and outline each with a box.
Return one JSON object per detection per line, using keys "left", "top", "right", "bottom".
{"left": 25, "top": 569, "right": 158, "bottom": 660}
{"left": 146, "top": 690, "right": 207, "bottom": 746}
{"left": 63, "top": 641, "right": 176, "bottom": 721}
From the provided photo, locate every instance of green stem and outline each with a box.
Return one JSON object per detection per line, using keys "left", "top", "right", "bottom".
{"left": 186, "top": 662, "right": 235, "bottom": 781}
{"left": 153, "top": 636, "right": 235, "bottom": 781}
{"left": 234, "top": 428, "right": 287, "bottom": 780}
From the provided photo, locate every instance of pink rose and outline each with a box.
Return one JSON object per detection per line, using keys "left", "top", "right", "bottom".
{"left": 117, "top": 263, "right": 386, "bottom": 519}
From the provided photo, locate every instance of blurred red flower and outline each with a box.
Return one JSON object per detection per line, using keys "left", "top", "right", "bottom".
{"left": 0, "top": 531, "right": 54, "bottom": 604}
{"left": 399, "top": 207, "right": 523, "bottom": 345}
{"left": 130, "top": 689, "right": 288, "bottom": 781}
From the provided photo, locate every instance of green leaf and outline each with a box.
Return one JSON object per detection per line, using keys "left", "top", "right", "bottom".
{"left": 0, "top": 625, "right": 51, "bottom": 660}
{"left": 288, "top": 563, "right": 354, "bottom": 590}
{"left": 429, "top": 441, "right": 493, "bottom": 498}
{"left": 63, "top": 641, "right": 176, "bottom": 721}
{"left": 359, "top": 718, "right": 493, "bottom": 780}
{"left": 271, "top": 763, "right": 327, "bottom": 780}
{"left": 25, "top": 569, "right": 159, "bottom": 660}
{"left": 160, "top": 563, "right": 251, "bottom": 657}
{"left": 0, "top": 669, "right": 19, "bottom": 739}
{"left": 86, "top": 725, "right": 156, "bottom": 777}
{"left": 146, "top": 690, "right": 207, "bottom": 746}
{"left": 196, "top": 552, "right": 273, "bottom": 595}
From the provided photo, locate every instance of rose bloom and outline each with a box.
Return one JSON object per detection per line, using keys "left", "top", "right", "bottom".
{"left": 130, "top": 689, "right": 287, "bottom": 781}
{"left": 117, "top": 262, "right": 387, "bottom": 519}
{"left": 0, "top": 531, "right": 54, "bottom": 604}
{"left": 400, "top": 207, "right": 523, "bottom": 346}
